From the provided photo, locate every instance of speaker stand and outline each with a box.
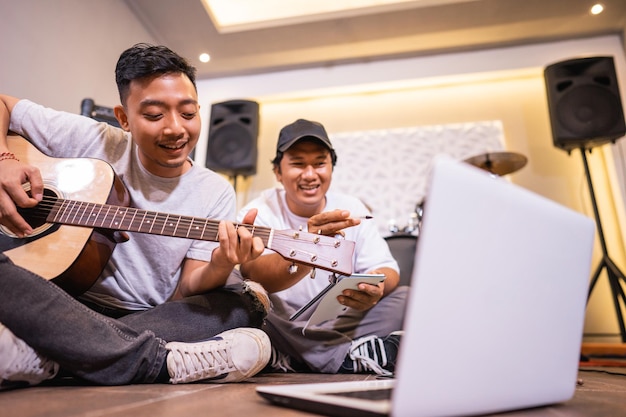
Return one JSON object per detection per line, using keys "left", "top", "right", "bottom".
{"left": 231, "top": 175, "right": 239, "bottom": 193}
{"left": 581, "top": 147, "right": 626, "bottom": 342}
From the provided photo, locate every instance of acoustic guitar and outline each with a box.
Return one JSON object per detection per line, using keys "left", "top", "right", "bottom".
{"left": 0, "top": 134, "right": 355, "bottom": 295}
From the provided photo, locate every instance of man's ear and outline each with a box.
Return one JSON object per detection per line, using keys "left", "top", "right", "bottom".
{"left": 273, "top": 165, "right": 282, "bottom": 183}
{"left": 114, "top": 105, "right": 130, "bottom": 131}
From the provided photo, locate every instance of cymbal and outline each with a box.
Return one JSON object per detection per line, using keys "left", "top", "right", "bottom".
{"left": 464, "top": 152, "right": 528, "bottom": 176}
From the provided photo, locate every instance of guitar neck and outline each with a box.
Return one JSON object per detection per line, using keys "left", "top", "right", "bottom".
{"left": 47, "top": 198, "right": 273, "bottom": 245}
{"left": 26, "top": 192, "right": 355, "bottom": 275}
{"left": 40, "top": 196, "right": 355, "bottom": 276}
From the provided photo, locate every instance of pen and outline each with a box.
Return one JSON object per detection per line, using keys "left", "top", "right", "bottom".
{"left": 357, "top": 215, "right": 374, "bottom": 219}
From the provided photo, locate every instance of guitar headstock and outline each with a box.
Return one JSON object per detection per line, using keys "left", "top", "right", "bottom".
{"left": 267, "top": 229, "right": 355, "bottom": 276}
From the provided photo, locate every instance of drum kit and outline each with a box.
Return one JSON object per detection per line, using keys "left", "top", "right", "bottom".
{"left": 393, "top": 151, "right": 528, "bottom": 235}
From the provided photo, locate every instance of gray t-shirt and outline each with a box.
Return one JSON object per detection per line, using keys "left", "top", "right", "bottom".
{"left": 9, "top": 100, "right": 235, "bottom": 310}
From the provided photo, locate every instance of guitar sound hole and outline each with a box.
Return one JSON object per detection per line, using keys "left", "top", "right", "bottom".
{"left": 0, "top": 186, "right": 61, "bottom": 243}
{"left": 17, "top": 188, "right": 58, "bottom": 229}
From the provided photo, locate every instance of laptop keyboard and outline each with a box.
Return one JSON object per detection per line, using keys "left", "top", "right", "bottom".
{"left": 328, "top": 388, "right": 393, "bottom": 401}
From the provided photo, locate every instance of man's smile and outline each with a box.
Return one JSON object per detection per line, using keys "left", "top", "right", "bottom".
{"left": 160, "top": 141, "right": 187, "bottom": 150}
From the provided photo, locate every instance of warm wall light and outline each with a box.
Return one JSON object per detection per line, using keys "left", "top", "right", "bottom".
{"left": 590, "top": 3, "right": 604, "bottom": 15}
{"left": 199, "top": 53, "right": 211, "bottom": 63}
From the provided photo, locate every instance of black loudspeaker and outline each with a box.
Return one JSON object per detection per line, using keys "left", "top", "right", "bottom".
{"left": 544, "top": 56, "right": 626, "bottom": 152}
{"left": 80, "top": 98, "right": 120, "bottom": 128}
{"left": 205, "top": 100, "right": 259, "bottom": 176}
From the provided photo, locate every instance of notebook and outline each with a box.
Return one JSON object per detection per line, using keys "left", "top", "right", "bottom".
{"left": 289, "top": 273, "right": 386, "bottom": 329}
{"left": 256, "top": 155, "right": 596, "bottom": 417}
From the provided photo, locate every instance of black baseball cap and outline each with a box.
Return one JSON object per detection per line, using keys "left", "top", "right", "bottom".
{"left": 276, "top": 119, "right": 334, "bottom": 152}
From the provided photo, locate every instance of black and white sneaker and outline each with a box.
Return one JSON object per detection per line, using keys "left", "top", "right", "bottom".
{"left": 0, "top": 322, "right": 59, "bottom": 390}
{"left": 166, "top": 327, "right": 271, "bottom": 384}
{"left": 265, "top": 346, "right": 297, "bottom": 373}
{"left": 340, "top": 331, "right": 403, "bottom": 376}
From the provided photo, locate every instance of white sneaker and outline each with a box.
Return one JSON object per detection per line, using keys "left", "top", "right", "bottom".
{"left": 0, "top": 323, "right": 59, "bottom": 390}
{"left": 166, "top": 327, "right": 271, "bottom": 384}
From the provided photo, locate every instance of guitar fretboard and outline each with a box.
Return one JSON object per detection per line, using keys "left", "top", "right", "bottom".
{"left": 23, "top": 194, "right": 354, "bottom": 275}
{"left": 47, "top": 198, "right": 273, "bottom": 244}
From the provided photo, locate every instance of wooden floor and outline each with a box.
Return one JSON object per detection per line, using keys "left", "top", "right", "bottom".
{"left": 2, "top": 368, "right": 626, "bottom": 417}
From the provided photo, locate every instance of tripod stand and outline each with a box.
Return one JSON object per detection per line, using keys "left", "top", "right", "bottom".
{"left": 581, "top": 147, "right": 626, "bottom": 342}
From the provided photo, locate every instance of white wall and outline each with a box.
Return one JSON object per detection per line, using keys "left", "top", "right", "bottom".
{"left": 0, "top": 0, "right": 156, "bottom": 112}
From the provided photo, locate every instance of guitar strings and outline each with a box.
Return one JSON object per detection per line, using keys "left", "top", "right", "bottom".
{"left": 23, "top": 195, "right": 345, "bottom": 248}
{"left": 20, "top": 196, "right": 348, "bottom": 270}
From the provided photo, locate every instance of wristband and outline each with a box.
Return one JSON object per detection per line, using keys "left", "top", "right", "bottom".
{"left": 0, "top": 152, "right": 19, "bottom": 162}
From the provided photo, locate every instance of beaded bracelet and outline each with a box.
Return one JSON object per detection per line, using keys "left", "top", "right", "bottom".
{"left": 0, "top": 152, "right": 19, "bottom": 162}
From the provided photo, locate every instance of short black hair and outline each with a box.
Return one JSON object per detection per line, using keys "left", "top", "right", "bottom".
{"left": 115, "top": 43, "right": 197, "bottom": 105}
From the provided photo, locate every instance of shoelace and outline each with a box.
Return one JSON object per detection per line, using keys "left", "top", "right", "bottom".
{"left": 168, "top": 339, "right": 236, "bottom": 381}
{"left": 348, "top": 335, "right": 392, "bottom": 377}
{"left": 269, "top": 347, "right": 295, "bottom": 372}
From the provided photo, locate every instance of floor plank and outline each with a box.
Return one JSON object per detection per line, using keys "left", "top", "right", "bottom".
{"left": 2, "top": 371, "right": 626, "bottom": 417}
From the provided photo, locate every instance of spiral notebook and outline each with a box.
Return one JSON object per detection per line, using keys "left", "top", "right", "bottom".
{"left": 257, "top": 155, "right": 595, "bottom": 417}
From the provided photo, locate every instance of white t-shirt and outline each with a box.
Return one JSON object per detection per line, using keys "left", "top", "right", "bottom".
{"left": 9, "top": 100, "right": 235, "bottom": 310}
{"left": 238, "top": 188, "right": 398, "bottom": 311}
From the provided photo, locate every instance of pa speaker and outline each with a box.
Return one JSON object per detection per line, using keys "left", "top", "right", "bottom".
{"left": 80, "top": 98, "right": 120, "bottom": 128}
{"left": 205, "top": 100, "right": 259, "bottom": 176}
{"left": 544, "top": 56, "right": 626, "bottom": 152}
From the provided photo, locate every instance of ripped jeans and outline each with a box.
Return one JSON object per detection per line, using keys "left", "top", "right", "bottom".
{"left": 0, "top": 254, "right": 267, "bottom": 385}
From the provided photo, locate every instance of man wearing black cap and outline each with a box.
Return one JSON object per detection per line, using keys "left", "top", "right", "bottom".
{"left": 237, "top": 119, "right": 408, "bottom": 375}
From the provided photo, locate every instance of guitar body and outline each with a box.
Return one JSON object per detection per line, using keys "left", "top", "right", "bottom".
{"left": 1, "top": 134, "right": 130, "bottom": 295}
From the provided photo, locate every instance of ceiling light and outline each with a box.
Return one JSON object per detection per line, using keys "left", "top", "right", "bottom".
{"left": 201, "top": 0, "right": 480, "bottom": 33}
{"left": 590, "top": 3, "right": 604, "bottom": 15}
{"left": 199, "top": 53, "right": 211, "bottom": 63}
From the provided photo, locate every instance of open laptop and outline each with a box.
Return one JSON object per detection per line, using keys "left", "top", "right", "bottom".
{"left": 256, "top": 155, "right": 596, "bottom": 417}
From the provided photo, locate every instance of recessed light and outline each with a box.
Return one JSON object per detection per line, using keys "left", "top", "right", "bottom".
{"left": 202, "top": 0, "right": 479, "bottom": 33}
{"left": 199, "top": 53, "right": 211, "bottom": 63}
{"left": 590, "top": 3, "right": 604, "bottom": 15}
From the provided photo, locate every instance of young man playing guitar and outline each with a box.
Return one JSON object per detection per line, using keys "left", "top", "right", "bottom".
{"left": 0, "top": 43, "right": 273, "bottom": 389}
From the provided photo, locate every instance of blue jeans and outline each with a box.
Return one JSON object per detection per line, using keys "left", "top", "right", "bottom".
{"left": 0, "top": 253, "right": 266, "bottom": 385}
